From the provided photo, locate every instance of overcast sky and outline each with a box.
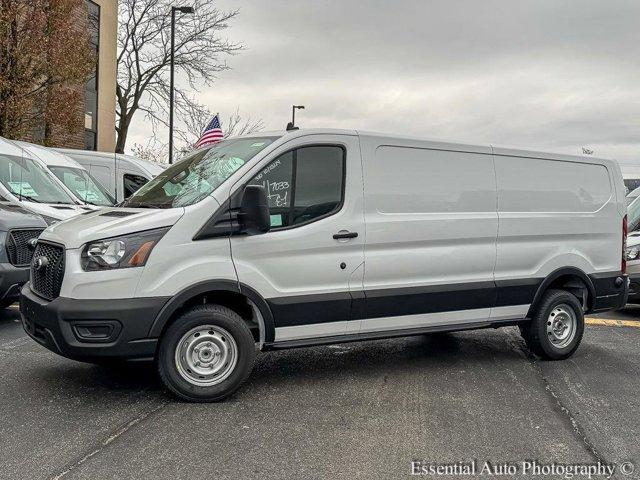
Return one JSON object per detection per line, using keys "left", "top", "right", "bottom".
{"left": 128, "top": 0, "right": 640, "bottom": 163}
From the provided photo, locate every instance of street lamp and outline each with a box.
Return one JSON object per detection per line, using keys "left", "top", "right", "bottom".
{"left": 287, "top": 105, "right": 305, "bottom": 131}
{"left": 169, "top": 5, "right": 194, "bottom": 164}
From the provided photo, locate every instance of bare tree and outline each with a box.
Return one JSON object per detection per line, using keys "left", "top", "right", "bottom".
{"left": 179, "top": 105, "right": 263, "bottom": 148}
{"left": 130, "top": 107, "right": 264, "bottom": 163}
{"left": 130, "top": 138, "right": 167, "bottom": 164}
{"left": 116, "top": 0, "right": 243, "bottom": 153}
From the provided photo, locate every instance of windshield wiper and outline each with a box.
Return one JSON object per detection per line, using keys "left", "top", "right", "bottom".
{"left": 19, "top": 194, "right": 41, "bottom": 203}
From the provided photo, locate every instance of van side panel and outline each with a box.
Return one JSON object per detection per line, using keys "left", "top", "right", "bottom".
{"left": 359, "top": 137, "right": 499, "bottom": 332}
{"left": 493, "top": 151, "right": 622, "bottom": 313}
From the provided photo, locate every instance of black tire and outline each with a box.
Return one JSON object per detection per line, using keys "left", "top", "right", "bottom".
{"left": 157, "top": 304, "right": 256, "bottom": 402}
{"left": 520, "top": 289, "right": 584, "bottom": 360}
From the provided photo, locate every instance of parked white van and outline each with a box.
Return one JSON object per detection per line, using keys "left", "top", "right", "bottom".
{"left": 20, "top": 129, "right": 628, "bottom": 402}
{"left": 0, "top": 137, "right": 88, "bottom": 223}
{"left": 619, "top": 164, "right": 640, "bottom": 195}
{"left": 16, "top": 142, "right": 115, "bottom": 207}
{"left": 54, "top": 148, "right": 165, "bottom": 202}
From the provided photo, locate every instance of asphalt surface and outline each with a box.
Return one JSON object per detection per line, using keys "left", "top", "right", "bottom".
{"left": 1, "top": 304, "right": 639, "bottom": 480}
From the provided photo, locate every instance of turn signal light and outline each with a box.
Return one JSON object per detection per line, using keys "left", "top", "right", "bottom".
{"left": 128, "top": 241, "right": 156, "bottom": 267}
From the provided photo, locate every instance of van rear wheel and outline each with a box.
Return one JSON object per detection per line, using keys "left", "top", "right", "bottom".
{"left": 520, "top": 289, "right": 584, "bottom": 360}
{"left": 157, "top": 305, "right": 256, "bottom": 402}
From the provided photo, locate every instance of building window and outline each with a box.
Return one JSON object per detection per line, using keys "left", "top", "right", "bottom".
{"left": 85, "top": 1, "right": 100, "bottom": 150}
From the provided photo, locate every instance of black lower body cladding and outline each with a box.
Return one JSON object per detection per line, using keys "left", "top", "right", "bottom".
{"left": 20, "top": 283, "right": 169, "bottom": 362}
{"left": 19, "top": 270, "right": 628, "bottom": 362}
{"left": 0, "top": 263, "right": 30, "bottom": 305}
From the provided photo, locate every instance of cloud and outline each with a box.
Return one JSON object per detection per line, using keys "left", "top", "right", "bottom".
{"left": 128, "top": 0, "right": 640, "bottom": 161}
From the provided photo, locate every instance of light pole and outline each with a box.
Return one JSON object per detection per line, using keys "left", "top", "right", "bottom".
{"left": 169, "top": 5, "right": 194, "bottom": 164}
{"left": 287, "top": 105, "right": 305, "bottom": 130}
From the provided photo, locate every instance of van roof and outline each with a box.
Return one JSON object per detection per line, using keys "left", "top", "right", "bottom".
{"left": 14, "top": 141, "right": 85, "bottom": 169}
{"left": 258, "top": 128, "right": 617, "bottom": 167}
{"left": 54, "top": 148, "right": 166, "bottom": 176}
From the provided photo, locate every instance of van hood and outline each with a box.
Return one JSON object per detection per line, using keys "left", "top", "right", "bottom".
{"left": 0, "top": 202, "right": 47, "bottom": 230}
{"left": 40, "top": 207, "right": 185, "bottom": 249}
{"left": 22, "top": 202, "right": 89, "bottom": 221}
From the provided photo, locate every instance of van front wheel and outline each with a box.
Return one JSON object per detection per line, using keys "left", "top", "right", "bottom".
{"left": 157, "top": 305, "right": 256, "bottom": 402}
{"left": 520, "top": 289, "right": 584, "bottom": 360}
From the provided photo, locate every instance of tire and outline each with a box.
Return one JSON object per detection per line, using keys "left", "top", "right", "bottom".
{"left": 520, "top": 289, "right": 584, "bottom": 360}
{"left": 157, "top": 304, "right": 256, "bottom": 402}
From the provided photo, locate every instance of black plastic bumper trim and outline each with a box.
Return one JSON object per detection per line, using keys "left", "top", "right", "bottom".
{"left": 20, "top": 283, "right": 169, "bottom": 362}
{"left": 0, "top": 263, "right": 30, "bottom": 302}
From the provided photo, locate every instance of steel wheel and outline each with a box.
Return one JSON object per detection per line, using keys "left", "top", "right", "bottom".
{"left": 545, "top": 303, "right": 577, "bottom": 349}
{"left": 174, "top": 325, "right": 238, "bottom": 387}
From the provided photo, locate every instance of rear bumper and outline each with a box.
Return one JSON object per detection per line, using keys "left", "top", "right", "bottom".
{"left": 20, "top": 283, "right": 169, "bottom": 362}
{"left": 0, "top": 263, "right": 30, "bottom": 304}
{"left": 590, "top": 274, "right": 629, "bottom": 312}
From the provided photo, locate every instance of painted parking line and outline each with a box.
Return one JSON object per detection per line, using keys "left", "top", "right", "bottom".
{"left": 586, "top": 318, "right": 640, "bottom": 328}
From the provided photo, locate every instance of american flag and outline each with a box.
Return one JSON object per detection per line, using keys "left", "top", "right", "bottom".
{"left": 195, "top": 114, "right": 224, "bottom": 148}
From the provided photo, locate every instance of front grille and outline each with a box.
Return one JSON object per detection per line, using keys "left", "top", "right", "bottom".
{"left": 6, "top": 229, "right": 44, "bottom": 266}
{"left": 30, "top": 241, "right": 65, "bottom": 300}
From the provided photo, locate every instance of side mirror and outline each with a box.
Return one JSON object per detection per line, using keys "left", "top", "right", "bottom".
{"left": 239, "top": 185, "right": 271, "bottom": 235}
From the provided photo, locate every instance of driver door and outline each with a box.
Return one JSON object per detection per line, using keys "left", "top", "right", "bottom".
{"left": 230, "top": 134, "right": 365, "bottom": 343}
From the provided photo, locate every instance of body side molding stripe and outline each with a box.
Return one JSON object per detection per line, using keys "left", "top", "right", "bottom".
{"left": 274, "top": 304, "right": 529, "bottom": 342}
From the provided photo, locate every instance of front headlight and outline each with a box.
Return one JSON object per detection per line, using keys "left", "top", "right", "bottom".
{"left": 625, "top": 246, "right": 640, "bottom": 261}
{"left": 81, "top": 227, "right": 170, "bottom": 271}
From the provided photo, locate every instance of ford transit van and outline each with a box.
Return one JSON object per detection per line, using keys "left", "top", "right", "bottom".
{"left": 54, "top": 148, "right": 165, "bottom": 202}
{"left": 16, "top": 142, "right": 115, "bottom": 207}
{"left": 20, "top": 130, "right": 628, "bottom": 402}
{"left": 0, "top": 137, "right": 87, "bottom": 223}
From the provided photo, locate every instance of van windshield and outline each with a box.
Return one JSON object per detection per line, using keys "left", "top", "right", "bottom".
{"left": 0, "top": 153, "right": 77, "bottom": 204}
{"left": 121, "top": 137, "right": 278, "bottom": 208}
{"left": 49, "top": 166, "right": 115, "bottom": 206}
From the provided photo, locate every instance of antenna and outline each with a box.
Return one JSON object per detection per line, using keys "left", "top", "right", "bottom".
{"left": 113, "top": 125, "right": 118, "bottom": 202}
{"left": 18, "top": 146, "right": 24, "bottom": 201}
{"left": 114, "top": 149, "right": 118, "bottom": 202}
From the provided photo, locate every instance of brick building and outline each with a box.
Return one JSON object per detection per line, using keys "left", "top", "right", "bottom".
{"left": 33, "top": 0, "right": 117, "bottom": 152}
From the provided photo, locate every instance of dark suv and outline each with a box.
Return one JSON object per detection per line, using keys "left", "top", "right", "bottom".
{"left": 0, "top": 203, "right": 46, "bottom": 308}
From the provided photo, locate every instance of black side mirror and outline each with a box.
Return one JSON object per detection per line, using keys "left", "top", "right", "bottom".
{"left": 239, "top": 185, "right": 271, "bottom": 235}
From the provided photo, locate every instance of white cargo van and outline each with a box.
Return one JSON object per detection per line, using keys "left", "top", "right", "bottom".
{"left": 16, "top": 142, "right": 115, "bottom": 207}
{"left": 619, "top": 164, "right": 640, "bottom": 195}
{"left": 54, "top": 148, "right": 165, "bottom": 202}
{"left": 0, "top": 137, "right": 87, "bottom": 223}
{"left": 20, "top": 129, "right": 628, "bottom": 402}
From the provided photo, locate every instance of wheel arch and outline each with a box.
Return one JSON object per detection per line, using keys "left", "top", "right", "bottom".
{"left": 526, "top": 267, "right": 596, "bottom": 317}
{"left": 148, "top": 280, "right": 276, "bottom": 345}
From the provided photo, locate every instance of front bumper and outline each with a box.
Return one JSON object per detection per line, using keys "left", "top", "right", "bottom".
{"left": 0, "top": 263, "right": 30, "bottom": 304}
{"left": 20, "top": 283, "right": 169, "bottom": 362}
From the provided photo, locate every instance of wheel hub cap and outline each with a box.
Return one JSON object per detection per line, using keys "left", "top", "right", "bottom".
{"left": 546, "top": 304, "right": 577, "bottom": 348}
{"left": 175, "top": 325, "right": 238, "bottom": 386}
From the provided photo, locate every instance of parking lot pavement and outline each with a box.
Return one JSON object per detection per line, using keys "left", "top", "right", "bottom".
{"left": 1, "top": 304, "right": 639, "bottom": 480}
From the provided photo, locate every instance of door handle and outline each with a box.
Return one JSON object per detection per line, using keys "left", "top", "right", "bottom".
{"left": 333, "top": 231, "right": 358, "bottom": 240}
